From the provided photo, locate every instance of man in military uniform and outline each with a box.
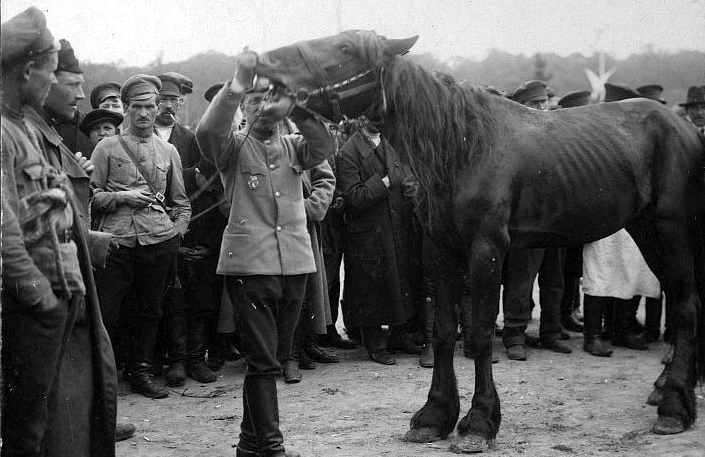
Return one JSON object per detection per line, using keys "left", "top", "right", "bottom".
{"left": 90, "top": 75, "right": 191, "bottom": 399}
{"left": 502, "top": 80, "right": 571, "bottom": 361}
{"left": 1, "top": 7, "right": 117, "bottom": 456}
{"left": 197, "top": 51, "right": 336, "bottom": 457}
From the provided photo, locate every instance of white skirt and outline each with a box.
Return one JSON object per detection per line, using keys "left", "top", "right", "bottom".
{"left": 582, "top": 229, "right": 661, "bottom": 299}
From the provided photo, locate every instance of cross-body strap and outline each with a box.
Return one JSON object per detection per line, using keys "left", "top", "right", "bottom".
{"left": 117, "top": 135, "right": 169, "bottom": 211}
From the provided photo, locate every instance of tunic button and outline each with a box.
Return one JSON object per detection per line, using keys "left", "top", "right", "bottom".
{"left": 269, "top": 164, "right": 275, "bottom": 170}
{"left": 276, "top": 226, "right": 282, "bottom": 232}
{"left": 395, "top": 161, "right": 400, "bottom": 167}
{"left": 275, "top": 191, "right": 281, "bottom": 197}
{"left": 228, "top": 252, "right": 233, "bottom": 257}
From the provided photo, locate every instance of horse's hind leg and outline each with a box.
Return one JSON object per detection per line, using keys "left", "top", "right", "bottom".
{"left": 450, "top": 236, "right": 503, "bottom": 453}
{"left": 406, "top": 242, "right": 463, "bottom": 443}
{"left": 627, "top": 219, "right": 700, "bottom": 434}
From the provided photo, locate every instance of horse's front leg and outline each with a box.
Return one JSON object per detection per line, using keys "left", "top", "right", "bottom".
{"left": 450, "top": 237, "right": 504, "bottom": 454}
{"left": 405, "top": 244, "right": 463, "bottom": 443}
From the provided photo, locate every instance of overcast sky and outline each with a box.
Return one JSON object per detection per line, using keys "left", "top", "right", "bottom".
{"left": 3, "top": 0, "right": 704, "bottom": 67}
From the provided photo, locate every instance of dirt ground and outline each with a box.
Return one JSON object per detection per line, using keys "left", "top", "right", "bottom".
{"left": 118, "top": 312, "right": 705, "bottom": 457}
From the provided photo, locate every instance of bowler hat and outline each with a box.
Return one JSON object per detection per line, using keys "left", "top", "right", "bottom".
{"left": 204, "top": 82, "right": 225, "bottom": 102}
{"left": 1, "top": 6, "right": 59, "bottom": 65}
{"left": 558, "top": 90, "right": 591, "bottom": 108}
{"left": 679, "top": 86, "right": 705, "bottom": 107}
{"left": 604, "top": 83, "right": 640, "bottom": 102}
{"left": 79, "top": 109, "right": 124, "bottom": 136}
{"left": 636, "top": 84, "right": 666, "bottom": 104}
{"left": 512, "top": 80, "right": 548, "bottom": 105}
{"left": 121, "top": 74, "right": 161, "bottom": 103}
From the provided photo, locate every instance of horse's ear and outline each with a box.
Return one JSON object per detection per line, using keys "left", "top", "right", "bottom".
{"left": 383, "top": 36, "right": 419, "bottom": 56}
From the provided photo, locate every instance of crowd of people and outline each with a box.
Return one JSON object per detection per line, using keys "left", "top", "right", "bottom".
{"left": 2, "top": 6, "right": 705, "bottom": 457}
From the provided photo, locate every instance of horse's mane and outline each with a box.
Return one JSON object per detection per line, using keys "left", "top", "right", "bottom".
{"left": 384, "top": 61, "right": 498, "bottom": 233}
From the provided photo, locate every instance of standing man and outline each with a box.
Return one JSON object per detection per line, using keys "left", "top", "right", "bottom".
{"left": 90, "top": 75, "right": 191, "bottom": 399}
{"left": 680, "top": 85, "right": 705, "bottom": 134}
{"left": 196, "top": 52, "right": 336, "bottom": 457}
{"left": 155, "top": 72, "right": 201, "bottom": 168}
{"left": 502, "top": 80, "right": 571, "bottom": 361}
{"left": 1, "top": 7, "right": 116, "bottom": 456}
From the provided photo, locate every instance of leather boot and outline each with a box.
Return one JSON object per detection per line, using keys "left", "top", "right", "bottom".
{"left": 236, "top": 385, "right": 259, "bottom": 456}
{"left": 130, "top": 363, "right": 169, "bottom": 398}
{"left": 561, "top": 277, "right": 584, "bottom": 332}
{"left": 115, "top": 422, "right": 136, "bottom": 442}
{"left": 165, "top": 310, "right": 187, "bottom": 387}
{"left": 601, "top": 299, "right": 614, "bottom": 340}
{"left": 644, "top": 295, "right": 662, "bottom": 343}
{"left": 419, "top": 297, "right": 435, "bottom": 368}
{"left": 582, "top": 294, "right": 613, "bottom": 357}
{"left": 130, "top": 319, "right": 169, "bottom": 398}
{"left": 207, "top": 334, "right": 226, "bottom": 372}
{"left": 241, "top": 375, "right": 293, "bottom": 456}
{"left": 612, "top": 299, "right": 648, "bottom": 350}
{"left": 187, "top": 318, "right": 217, "bottom": 383}
{"left": 387, "top": 324, "right": 422, "bottom": 354}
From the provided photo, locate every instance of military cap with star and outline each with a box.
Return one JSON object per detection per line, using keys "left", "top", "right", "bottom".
{"left": 120, "top": 74, "right": 161, "bottom": 103}
{"left": 558, "top": 90, "right": 591, "bottom": 108}
{"left": 511, "top": 80, "right": 548, "bottom": 104}
{"left": 604, "top": 83, "right": 641, "bottom": 102}
{"left": 1, "top": 6, "right": 60, "bottom": 65}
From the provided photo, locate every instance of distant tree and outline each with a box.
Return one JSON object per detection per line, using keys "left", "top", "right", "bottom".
{"left": 532, "top": 53, "right": 553, "bottom": 82}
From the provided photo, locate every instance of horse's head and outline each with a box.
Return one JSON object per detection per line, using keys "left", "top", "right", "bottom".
{"left": 256, "top": 30, "right": 418, "bottom": 123}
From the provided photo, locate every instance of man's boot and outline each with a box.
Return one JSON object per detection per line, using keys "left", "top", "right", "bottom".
{"left": 419, "top": 296, "right": 435, "bottom": 368}
{"left": 240, "top": 375, "right": 300, "bottom": 457}
{"left": 115, "top": 422, "right": 136, "bottom": 442}
{"left": 164, "top": 310, "right": 188, "bottom": 387}
{"left": 582, "top": 294, "right": 613, "bottom": 357}
{"left": 207, "top": 334, "right": 226, "bottom": 372}
{"left": 130, "top": 362, "right": 169, "bottom": 398}
{"left": 561, "top": 277, "right": 584, "bottom": 332}
{"left": 187, "top": 318, "right": 217, "bottom": 383}
{"left": 387, "top": 324, "right": 422, "bottom": 354}
{"left": 626, "top": 296, "right": 645, "bottom": 334}
{"left": 602, "top": 299, "right": 614, "bottom": 340}
{"left": 644, "top": 295, "right": 662, "bottom": 343}
{"left": 130, "top": 319, "right": 169, "bottom": 398}
{"left": 612, "top": 299, "right": 648, "bottom": 350}
{"left": 236, "top": 386, "right": 259, "bottom": 456}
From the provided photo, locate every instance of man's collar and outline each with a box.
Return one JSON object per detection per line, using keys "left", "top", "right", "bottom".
{"left": 23, "top": 105, "right": 63, "bottom": 146}
{"left": 127, "top": 125, "right": 154, "bottom": 138}
{"left": 247, "top": 123, "right": 280, "bottom": 142}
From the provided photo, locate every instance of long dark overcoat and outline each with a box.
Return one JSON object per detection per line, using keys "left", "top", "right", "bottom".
{"left": 336, "top": 131, "right": 420, "bottom": 327}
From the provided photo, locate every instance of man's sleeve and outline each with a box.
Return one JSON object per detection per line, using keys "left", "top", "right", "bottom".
{"left": 195, "top": 84, "right": 244, "bottom": 171}
{"left": 335, "top": 144, "right": 389, "bottom": 212}
{"left": 1, "top": 147, "right": 58, "bottom": 309}
{"left": 90, "top": 141, "right": 122, "bottom": 211}
{"left": 304, "top": 160, "right": 336, "bottom": 222}
{"left": 290, "top": 109, "right": 336, "bottom": 170}
{"left": 168, "top": 145, "right": 192, "bottom": 236}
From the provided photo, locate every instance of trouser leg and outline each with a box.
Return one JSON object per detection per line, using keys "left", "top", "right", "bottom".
{"left": 538, "top": 248, "right": 565, "bottom": 343}
{"left": 582, "top": 294, "right": 613, "bottom": 356}
{"left": 502, "top": 248, "right": 543, "bottom": 347}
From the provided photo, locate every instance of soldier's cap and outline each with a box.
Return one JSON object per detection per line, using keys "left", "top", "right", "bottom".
{"left": 56, "top": 39, "right": 82, "bottom": 73}
{"left": 158, "top": 72, "right": 193, "bottom": 96}
{"left": 1, "top": 6, "right": 60, "bottom": 66}
{"left": 90, "top": 81, "right": 122, "bottom": 109}
{"left": 204, "top": 82, "right": 225, "bottom": 102}
{"left": 679, "top": 85, "right": 705, "bottom": 107}
{"left": 79, "top": 108, "right": 124, "bottom": 136}
{"left": 636, "top": 84, "right": 666, "bottom": 104}
{"left": 121, "top": 74, "right": 161, "bottom": 103}
{"left": 604, "top": 82, "right": 641, "bottom": 102}
{"left": 558, "top": 90, "right": 591, "bottom": 108}
{"left": 512, "top": 80, "right": 548, "bottom": 105}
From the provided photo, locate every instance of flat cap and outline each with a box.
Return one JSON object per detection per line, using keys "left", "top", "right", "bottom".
{"left": 159, "top": 71, "right": 193, "bottom": 96}
{"left": 79, "top": 108, "right": 124, "bottom": 136}
{"left": 558, "top": 90, "right": 591, "bottom": 108}
{"left": 1, "top": 6, "right": 60, "bottom": 65}
{"left": 121, "top": 74, "right": 161, "bottom": 103}
{"left": 679, "top": 85, "right": 705, "bottom": 107}
{"left": 604, "top": 83, "right": 641, "bottom": 102}
{"left": 90, "top": 81, "right": 122, "bottom": 109}
{"left": 512, "top": 80, "right": 548, "bottom": 105}
{"left": 636, "top": 84, "right": 665, "bottom": 104}
{"left": 56, "top": 39, "right": 82, "bottom": 73}
{"left": 204, "top": 82, "right": 225, "bottom": 102}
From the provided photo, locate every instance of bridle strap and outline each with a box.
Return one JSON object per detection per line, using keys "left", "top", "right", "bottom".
{"left": 296, "top": 42, "right": 332, "bottom": 90}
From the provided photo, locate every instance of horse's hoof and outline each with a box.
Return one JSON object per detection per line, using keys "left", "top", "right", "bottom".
{"left": 646, "top": 388, "right": 663, "bottom": 406}
{"left": 449, "top": 434, "right": 490, "bottom": 453}
{"left": 404, "top": 427, "right": 442, "bottom": 443}
{"left": 652, "top": 416, "right": 685, "bottom": 435}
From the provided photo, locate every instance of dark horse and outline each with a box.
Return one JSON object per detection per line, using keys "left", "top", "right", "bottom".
{"left": 254, "top": 31, "right": 705, "bottom": 452}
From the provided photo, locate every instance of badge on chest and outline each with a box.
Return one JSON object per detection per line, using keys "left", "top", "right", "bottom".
{"left": 247, "top": 174, "right": 260, "bottom": 190}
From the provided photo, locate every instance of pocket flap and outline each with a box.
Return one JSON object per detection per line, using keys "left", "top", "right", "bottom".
{"left": 241, "top": 163, "right": 267, "bottom": 175}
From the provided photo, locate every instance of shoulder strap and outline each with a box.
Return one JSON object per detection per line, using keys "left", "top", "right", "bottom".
{"left": 117, "top": 135, "right": 169, "bottom": 210}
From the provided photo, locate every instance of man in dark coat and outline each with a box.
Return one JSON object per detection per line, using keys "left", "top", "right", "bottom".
{"left": 155, "top": 71, "right": 201, "bottom": 168}
{"left": 336, "top": 121, "right": 423, "bottom": 365}
{"left": 1, "top": 8, "right": 116, "bottom": 456}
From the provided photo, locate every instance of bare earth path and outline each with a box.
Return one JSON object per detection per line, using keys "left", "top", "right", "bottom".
{"left": 117, "top": 331, "right": 704, "bottom": 457}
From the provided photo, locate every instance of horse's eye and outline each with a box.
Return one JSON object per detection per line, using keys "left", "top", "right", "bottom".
{"left": 339, "top": 45, "right": 349, "bottom": 53}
